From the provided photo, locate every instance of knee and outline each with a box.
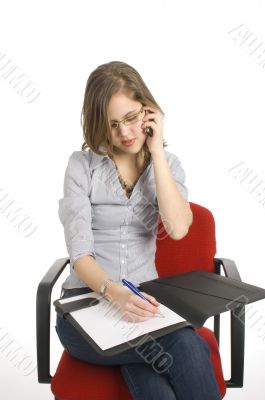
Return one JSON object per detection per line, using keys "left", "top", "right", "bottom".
{"left": 178, "top": 327, "right": 210, "bottom": 356}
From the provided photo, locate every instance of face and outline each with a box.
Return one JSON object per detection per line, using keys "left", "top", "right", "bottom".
{"left": 108, "top": 91, "right": 147, "bottom": 157}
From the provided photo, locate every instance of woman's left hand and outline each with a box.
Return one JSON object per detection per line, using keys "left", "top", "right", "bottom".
{"left": 141, "top": 106, "right": 164, "bottom": 155}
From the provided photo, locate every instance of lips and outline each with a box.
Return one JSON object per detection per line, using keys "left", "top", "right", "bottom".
{"left": 121, "top": 138, "right": 136, "bottom": 146}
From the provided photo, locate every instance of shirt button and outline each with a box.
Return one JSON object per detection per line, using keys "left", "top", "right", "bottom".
{"left": 123, "top": 231, "right": 126, "bottom": 235}
{"left": 121, "top": 244, "right": 125, "bottom": 248}
{"left": 121, "top": 259, "right": 125, "bottom": 264}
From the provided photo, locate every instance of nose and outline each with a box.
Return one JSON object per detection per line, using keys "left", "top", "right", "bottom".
{"left": 117, "top": 123, "right": 130, "bottom": 137}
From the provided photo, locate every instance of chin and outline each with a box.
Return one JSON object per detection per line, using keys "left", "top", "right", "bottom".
{"left": 115, "top": 140, "right": 144, "bottom": 154}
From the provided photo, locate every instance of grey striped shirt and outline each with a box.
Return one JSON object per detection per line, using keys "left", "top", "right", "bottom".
{"left": 58, "top": 149, "right": 188, "bottom": 289}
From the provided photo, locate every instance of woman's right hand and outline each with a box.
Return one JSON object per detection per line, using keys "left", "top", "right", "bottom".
{"left": 106, "top": 283, "right": 160, "bottom": 323}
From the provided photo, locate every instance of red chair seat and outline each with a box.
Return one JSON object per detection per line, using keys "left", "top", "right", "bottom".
{"left": 51, "top": 326, "right": 226, "bottom": 400}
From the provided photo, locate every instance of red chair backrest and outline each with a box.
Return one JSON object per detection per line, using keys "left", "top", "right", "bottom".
{"left": 155, "top": 202, "right": 216, "bottom": 277}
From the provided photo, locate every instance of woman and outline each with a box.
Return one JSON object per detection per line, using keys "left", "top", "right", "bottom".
{"left": 56, "top": 60, "right": 222, "bottom": 400}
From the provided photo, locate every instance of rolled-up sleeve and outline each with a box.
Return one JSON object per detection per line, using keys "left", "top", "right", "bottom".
{"left": 58, "top": 151, "right": 95, "bottom": 268}
{"left": 169, "top": 154, "right": 189, "bottom": 201}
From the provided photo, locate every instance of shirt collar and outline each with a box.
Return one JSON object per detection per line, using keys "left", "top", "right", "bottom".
{"left": 88, "top": 149, "right": 111, "bottom": 171}
{"left": 88, "top": 147, "right": 154, "bottom": 172}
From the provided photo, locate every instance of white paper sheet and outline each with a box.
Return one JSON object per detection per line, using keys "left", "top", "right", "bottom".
{"left": 59, "top": 292, "right": 189, "bottom": 350}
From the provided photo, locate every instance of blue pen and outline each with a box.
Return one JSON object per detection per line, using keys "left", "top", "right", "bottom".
{"left": 122, "top": 278, "right": 165, "bottom": 318}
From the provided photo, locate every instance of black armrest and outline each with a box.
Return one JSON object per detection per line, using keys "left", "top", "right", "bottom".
{"left": 36, "top": 257, "right": 70, "bottom": 383}
{"left": 214, "top": 257, "right": 245, "bottom": 388}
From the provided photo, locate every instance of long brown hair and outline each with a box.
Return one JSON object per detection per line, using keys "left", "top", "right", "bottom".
{"left": 80, "top": 61, "right": 168, "bottom": 161}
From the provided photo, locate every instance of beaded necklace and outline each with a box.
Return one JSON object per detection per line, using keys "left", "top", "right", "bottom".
{"left": 109, "top": 152, "right": 151, "bottom": 198}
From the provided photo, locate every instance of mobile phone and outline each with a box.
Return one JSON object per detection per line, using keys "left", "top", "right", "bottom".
{"left": 144, "top": 109, "right": 153, "bottom": 136}
{"left": 145, "top": 127, "right": 153, "bottom": 136}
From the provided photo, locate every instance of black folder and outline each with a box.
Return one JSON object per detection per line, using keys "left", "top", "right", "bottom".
{"left": 139, "top": 270, "right": 265, "bottom": 327}
{"left": 54, "top": 270, "right": 265, "bottom": 355}
{"left": 54, "top": 294, "right": 190, "bottom": 356}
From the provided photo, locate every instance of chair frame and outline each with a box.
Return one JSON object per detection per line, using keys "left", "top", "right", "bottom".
{"left": 36, "top": 256, "right": 245, "bottom": 391}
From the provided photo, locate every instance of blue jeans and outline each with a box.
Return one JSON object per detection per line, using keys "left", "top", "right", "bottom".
{"left": 56, "top": 288, "right": 222, "bottom": 400}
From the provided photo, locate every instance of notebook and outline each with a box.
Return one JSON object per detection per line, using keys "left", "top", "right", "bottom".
{"left": 54, "top": 291, "right": 191, "bottom": 355}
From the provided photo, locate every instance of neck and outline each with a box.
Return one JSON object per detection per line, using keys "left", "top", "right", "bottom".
{"left": 111, "top": 149, "right": 145, "bottom": 171}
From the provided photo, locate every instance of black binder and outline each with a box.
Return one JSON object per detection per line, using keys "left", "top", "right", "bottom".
{"left": 54, "top": 295, "right": 190, "bottom": 356}
{"left": 139, "top": 270, "right": 265, "bottom": 327}
{"left": 54, "top": 270, "right": 265, "bottom": 356}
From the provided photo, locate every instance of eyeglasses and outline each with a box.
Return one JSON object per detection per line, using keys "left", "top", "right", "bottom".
{"left": 110, "top": 105, "right": 144, "bottom": 130}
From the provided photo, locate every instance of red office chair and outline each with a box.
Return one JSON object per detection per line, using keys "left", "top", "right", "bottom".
{"left": 36, "top": 202, "right": 245, "bottom": 399}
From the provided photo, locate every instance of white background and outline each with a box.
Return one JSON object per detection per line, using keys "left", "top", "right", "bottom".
{"left": 0, "top": 1, "right": 265, "bottom": 399}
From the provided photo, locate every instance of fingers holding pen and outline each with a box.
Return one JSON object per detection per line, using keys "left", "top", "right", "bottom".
{"left": 121, "top": 293, "right": 159, "bottom": 322}
{"left": 132, "top": 293, "right": 159, "bottom": 315}
{"left": 140, "top": 291, "right": 160, "bottom": 307}
{"left": 115, "top": 281, "right": 161, "bottom": 322}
